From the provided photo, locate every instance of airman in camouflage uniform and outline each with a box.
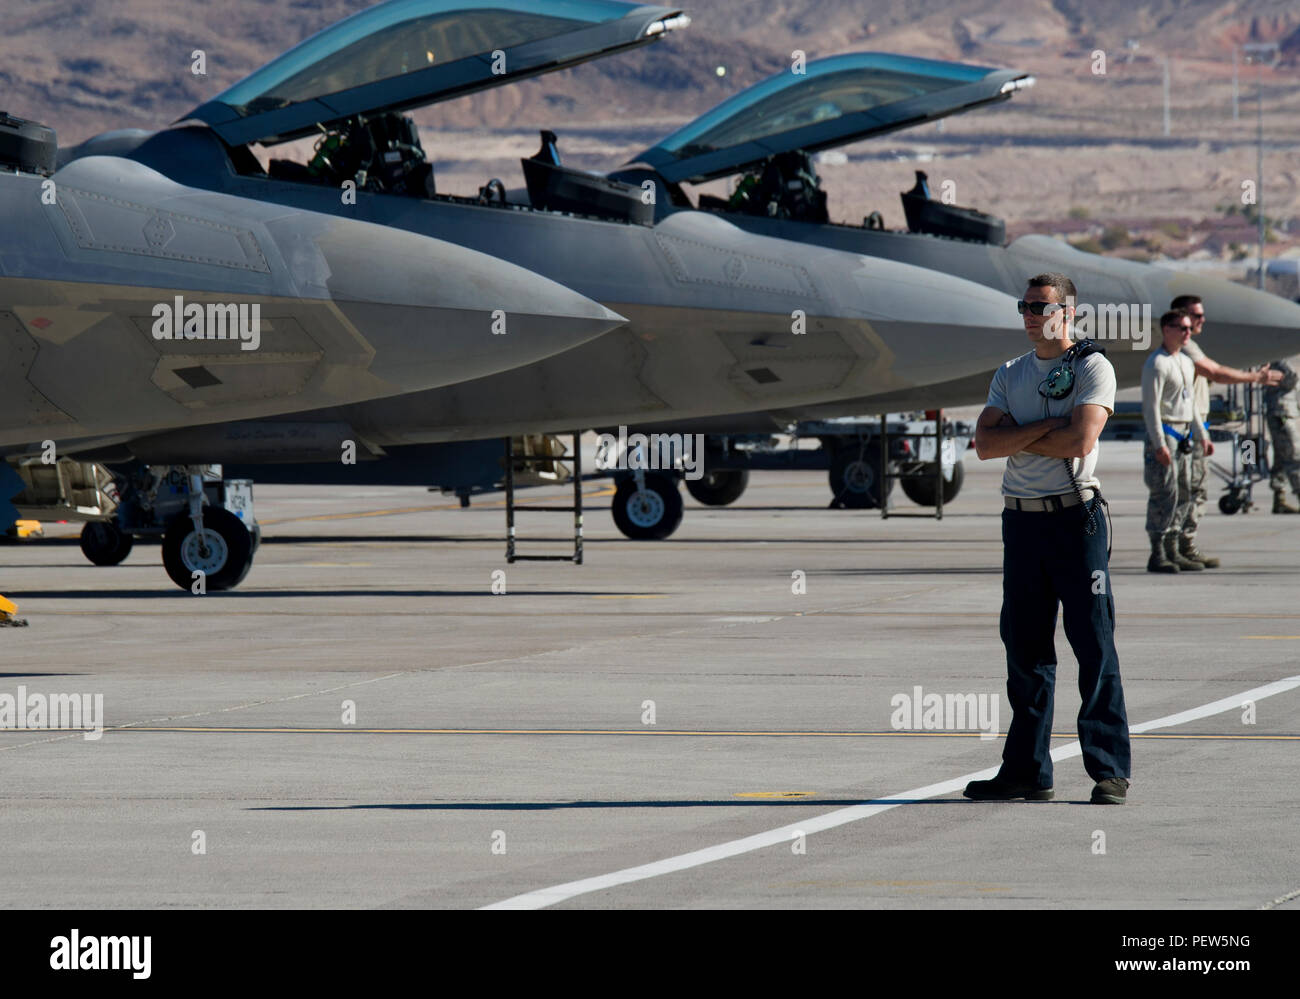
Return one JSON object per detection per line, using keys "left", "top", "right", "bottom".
{"left": 1264, "top": 358, "right": 1300, "bottom": 513}
{"left": 1142, "top": 312, "right": 1211, "bottom": 572}
{"left": 1171, "top": 295, "right": 1284, "bottom": 563}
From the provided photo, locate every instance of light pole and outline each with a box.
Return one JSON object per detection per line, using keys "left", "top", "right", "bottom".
{"left": 1243, "top": 42, "right": 1277, "bottom": 290}
{"left": 1162, "top": 57, "right": 1171, "bottom": 137}
{"left": 1231, "top": 47, "right": 1239, "bottom": 121}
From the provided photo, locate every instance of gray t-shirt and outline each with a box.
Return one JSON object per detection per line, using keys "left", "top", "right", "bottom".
{"left": 987, "top": 349, "right": 1117, "bottom": 498}
{"left": 1141, "top": 347, "right": 1208, "bottom": 447}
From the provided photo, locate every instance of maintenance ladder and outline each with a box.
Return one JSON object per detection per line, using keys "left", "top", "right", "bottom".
{"left": 504, "top": 432, "right": 583, "bottom": 564}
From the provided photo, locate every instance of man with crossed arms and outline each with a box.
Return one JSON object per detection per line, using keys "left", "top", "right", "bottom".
{"left": 967, "top": 272, "right": 1130, "bottom": 806}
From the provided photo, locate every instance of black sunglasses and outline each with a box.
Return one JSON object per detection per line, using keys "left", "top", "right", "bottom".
{"left": 1017, "top": 300, "right": 1065, "bottom": 316}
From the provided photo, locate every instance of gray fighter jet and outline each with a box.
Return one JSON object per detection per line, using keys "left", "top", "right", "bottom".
{"left": 1, "top": 111, "right": 623, "bottom": 587}
{"left": 616, "top": 50, "right": 1300, "bottom": 405}
{"left": 596, "top": 49, "right": 1300, "bottom": 512}
{"left": 57, "top": 0, "right": 1300, "bottom": 545}
{"left": 53, "top": 2, "right": 1044, "bottom": 540}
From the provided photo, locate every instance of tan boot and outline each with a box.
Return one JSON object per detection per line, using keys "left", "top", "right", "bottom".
{"left": 1164, "top": 533, "right": 1203, "bottom": 571}
{"left": 1179, "top": 536, "right": 1219, "bottom": 569}
{"left": 1273, "top": 490, "right": 1300, "bottom": 514}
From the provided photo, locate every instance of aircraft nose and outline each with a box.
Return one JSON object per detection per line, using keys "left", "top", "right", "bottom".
{"left": 1173, "top": 275, "right": 1300, "bottom": 368}
{"left": 844, "top": 255, "right": 1027, "bottom": 383}
{"left": 270, "top": 216, "right": 625, "bottom": 393}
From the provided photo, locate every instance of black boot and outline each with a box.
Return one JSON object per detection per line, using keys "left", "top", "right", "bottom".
{"left": 1147, "top": 534, "right": 1178, "bottom": 573}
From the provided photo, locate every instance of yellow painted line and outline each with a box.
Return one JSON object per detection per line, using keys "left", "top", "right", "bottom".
{"left": 735, "top": 791, "right": 816, "bottom": 799}
{"left": 19, "top": 603, "right": 1300, "bottom": 621}
{"left": 99, "top": 727, "right": 1300, "bottom": 740}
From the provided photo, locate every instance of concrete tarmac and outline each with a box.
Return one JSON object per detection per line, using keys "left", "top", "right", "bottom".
{"left": 1, "top": 442, "right": 1297, "bottom": 909}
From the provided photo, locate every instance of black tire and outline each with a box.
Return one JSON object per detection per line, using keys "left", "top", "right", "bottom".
{"left": 80, "top": 521, "right": 134, "bottom": 566}
{"left": 1218, "top": 493, "right": 1242, "bottom": 515}
{"left": 900, "top": 461, "right": 965, "bottom": 507}
{"left": 828, "top": 445, "right": 892, "bottom": 509}
{"left": 685, "top": 469, "right": 749, "bottom": 506}
{"left": 612, "top": 473, "right": 684, "bottom": 540}
{"left": 162, "top": 507, "right": 254, "bottom": 592}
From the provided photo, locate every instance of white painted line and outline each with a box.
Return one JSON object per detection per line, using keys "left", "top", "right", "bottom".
{"left": 1260, "top": 886, "right": 1300, "bottom": 910}
{"left": 482, "top": 675, "right": 1300, "bottom": 910}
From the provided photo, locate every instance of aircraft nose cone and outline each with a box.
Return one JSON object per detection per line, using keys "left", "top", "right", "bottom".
{"left": 273, "top": 217, "right": 624, "bottom": 393}
{"left": 844, "top": 255, "right": 1027, "bottom": 383}
{"left": 1174, "top": 275, "right": 1300, "bottom": 368}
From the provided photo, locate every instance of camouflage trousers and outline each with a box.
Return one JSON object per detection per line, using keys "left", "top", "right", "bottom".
{"left": 1145, "top": 438, "right": 1193, "bottom": 539}
{"left": 1180, "top": 438, "right": 1208, "bottom": 543}
{"left": 1268, "top": 413, "right": 1300, "bottom": 495}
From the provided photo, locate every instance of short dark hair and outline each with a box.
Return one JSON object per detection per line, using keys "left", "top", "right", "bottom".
{"left": 1026, "top": 272, "right": 1077, "bottom": 304}
{"left": 1160, "top": 309, "right": 1190, "bottom": 330}
{"left": 1170, "top": 294, "right": 1202, "bottom": 311}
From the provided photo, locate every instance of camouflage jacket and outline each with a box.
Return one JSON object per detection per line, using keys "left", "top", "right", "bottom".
{"left": 1264, "top": 359, "right": 1300, "bottom": 419}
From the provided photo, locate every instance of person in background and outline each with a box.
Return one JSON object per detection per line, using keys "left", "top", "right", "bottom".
{"left": 1169, "top": 295, "right": 1283, "bottom": 563}
{"left": 1263, "top": 358, "right": 1300, "bottom": 513}
{"left": 1142, "top": 311, "right": 1210, "bottom": 573}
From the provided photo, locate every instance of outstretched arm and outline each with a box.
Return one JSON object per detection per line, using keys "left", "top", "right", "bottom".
{"left": 1193, "top": 356, "right": 1281, "bottom": 387}
{"left": 974, "top": 406, "right": 1069, "bottom": 460}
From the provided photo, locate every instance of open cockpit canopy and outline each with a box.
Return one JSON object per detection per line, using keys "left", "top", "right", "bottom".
{"left": 631, "top": 52, "right": 1032, "bottom": 185}
{"left": 183, "top": 0, "right": 687, "bottom": 146}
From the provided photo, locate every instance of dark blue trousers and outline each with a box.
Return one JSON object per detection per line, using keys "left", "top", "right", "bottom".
{"left": 999, "top": 499, "right": 1131, "bottom": 787}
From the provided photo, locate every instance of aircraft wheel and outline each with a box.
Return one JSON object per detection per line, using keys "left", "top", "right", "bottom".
{"left": 685, "top": 469, "right": 749, "bottom": 506}
{"left": 828, "top": 445, "right": 891, "bottom": 509}
{"left": 1218, "top": 492, "right": 1243, "bottom": 515}
{"left": 900, "top": 461, "right": 965, "bottom": 507}
{"left": 80, "top": 521, "right": 134, "bottom": 566}
{"left": 162, "top": 507, "right": 254, "bottom": 591}
{"left": 612, "top": 474, "right": 684, "bottom": 540}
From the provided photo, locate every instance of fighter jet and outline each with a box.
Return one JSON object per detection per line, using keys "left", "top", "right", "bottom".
{"left": 1, "top": 111, "right": 624, "bottom": 588}
{"left": 53, "top": 2, "right": 1037, "bottom": 535}
{"left": 56, "top": 0, "right": 1300, "bottom": 546}
{"left": 592, "top": 49, "right": 1300, "bottom": 512}
{"left": 615, "top": 50, "right": 1300, "bottom": 406}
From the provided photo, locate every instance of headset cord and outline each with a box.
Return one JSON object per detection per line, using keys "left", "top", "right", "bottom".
{"left": 1064, "top": 457, "right": 1100, "bottom": 536}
